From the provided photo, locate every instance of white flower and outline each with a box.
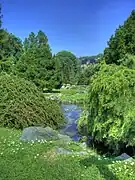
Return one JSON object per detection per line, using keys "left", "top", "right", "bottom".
{"left": 118, "top": 167, "right": 121, "bottom": 171}
{"left": 11, "top": 141, "right": 15, "bottom": 145}
{"left": 130, "top": 162, "right": 134, "bottom": 166}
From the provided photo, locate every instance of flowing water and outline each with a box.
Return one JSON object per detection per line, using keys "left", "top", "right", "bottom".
{"left": 60, "top": 104, "right": 82, "bottom": 141}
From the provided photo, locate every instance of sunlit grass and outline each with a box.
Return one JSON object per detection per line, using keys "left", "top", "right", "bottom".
{"left": 44, "top": 86, "right": 88, "bottom": 104}
{"left": 0, "top": 128, "right": 135, "bottom": 180}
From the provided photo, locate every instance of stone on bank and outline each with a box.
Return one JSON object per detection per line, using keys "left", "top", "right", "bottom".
{"left": 20, "top": 126, "right": 72, "bottom": 143}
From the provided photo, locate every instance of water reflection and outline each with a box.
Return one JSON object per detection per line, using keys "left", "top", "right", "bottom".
{"left": 60, "top": 104, "right": 82, "bottom": 141}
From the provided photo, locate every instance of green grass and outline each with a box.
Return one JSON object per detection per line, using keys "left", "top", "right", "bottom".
{"left": 0, "top": 128, "right": 135, "bottom": 179}
{"left": 44, "top": 86, "right": 88, "bottom": 104}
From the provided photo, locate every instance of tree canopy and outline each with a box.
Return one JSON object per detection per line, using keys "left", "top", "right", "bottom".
{"left": 87, "top": 63, "right": 135, "bottom": 154}
{"left": 104, "top": 10, "right": 135, "bottom": 65}
{"left": 55, "top": 51, "right": 80, "bottom": 85}
{"left": 14, "top": 31, "right": 60, "bottom": 91}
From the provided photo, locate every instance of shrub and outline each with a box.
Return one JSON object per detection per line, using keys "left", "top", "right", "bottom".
{"left": 77, "top": 110, "right": 88, "bottom": 136}
{"left": 87, "top": 63, "right": 135, "bottom": 154}
{"left": 0, "top": 73, "right": 64, "bottom": 129}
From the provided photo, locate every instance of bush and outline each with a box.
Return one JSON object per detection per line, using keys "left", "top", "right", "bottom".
{"left": 0, "top": 73, "right": 64, "bottom": 129}
{"left": 87, "top": 63, "right": 135, "bottom": 154}
{"left": 77, "top": 110, "right": 88, "bottom": 136}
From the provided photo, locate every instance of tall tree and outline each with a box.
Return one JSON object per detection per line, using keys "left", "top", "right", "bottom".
{"left": 14, "top": 31, "right": 58, "bottom": 91}
{"left": 104, "top": 10, "right": 135, "bottom": 64}
{"left": 55, "top": 51, "right": 80, "bottom": 85}
{"left": 0, "top": 5, "right": 23, "bottom": 73}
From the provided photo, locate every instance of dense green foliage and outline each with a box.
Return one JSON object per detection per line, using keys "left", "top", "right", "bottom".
{"left": 0, "top": 7, "right": 23, "bottom": 73}
{"left": 0, "top": 29, "right": 23, "bottom": 72}
{"left": 0, "top": 73, "right": 64, "bottom": 129}
{"left": 78, "top": 64, "right": 99, "bottom": 85}
{"left": 77, "top": 110, "right": 88, "bottom": 136}
{"left": 14, "top": 31, "right": 60, "bottom": 91}
{"left": 104, "top": 10, "right": 135, "bottom": 64}
{"left": 118, "top": 53, "right": 135, "bottom": 69}
{"left": 55, "top": 51, "right": 80, "bottom": 85}
{"left": 87, "top": 63, "right": 135, "bottom": 154}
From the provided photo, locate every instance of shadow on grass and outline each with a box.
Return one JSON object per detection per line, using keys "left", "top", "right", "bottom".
{"left": 43, "top": 90, "right": 61, "bottom": 93}
{"left": 80, "top": 156, "right": 118, "bottom": 180}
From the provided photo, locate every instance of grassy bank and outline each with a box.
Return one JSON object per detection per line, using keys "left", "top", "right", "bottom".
{"left": 0, "top": 128, "right": 135, "bottom": 180}
{"left": 44, "top": 86, "right": 88, "bottom": 104}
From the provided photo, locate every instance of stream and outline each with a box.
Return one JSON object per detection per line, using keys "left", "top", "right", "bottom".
{"left": 60, "top": 104, "right": 82, "bottom": 141}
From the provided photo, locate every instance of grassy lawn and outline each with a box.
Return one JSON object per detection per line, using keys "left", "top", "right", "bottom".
{"left": 0, "top": 128, "right": 135, "bottom": 180}
{"left": 44, "top": 86, "right": 88, "bottom": 104}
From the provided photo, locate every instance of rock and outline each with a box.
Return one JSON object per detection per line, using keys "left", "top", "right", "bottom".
{"left": 55, "top": 147, "right": 88, "bottom": 156}
{"left": 20, "top": 126, "right": 72, "bottom": 142}
{"left": 115, "top": 153, "right": 133, "bottom": 161}
{"left": 55, "top": 147, "right": 72, "bottom": 154}
{"left": 80, "top": 142, "right": 87, "bottom": 149}
{"left": 57, "top": 134, "right": 72, "bottom": 143}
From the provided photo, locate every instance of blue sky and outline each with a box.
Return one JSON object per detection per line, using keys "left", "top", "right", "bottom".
{"left": 1, "top": 0, "right": 135, "bottom": 57}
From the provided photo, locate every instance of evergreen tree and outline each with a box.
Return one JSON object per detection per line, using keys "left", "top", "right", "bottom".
{"left": 14, "top": 31, "right": 58, "bottom": 91}
{"left": 0, "top": 5, "right": 23, "bottom": 73}
{"left": 104, "top": 10, "right": 135, "bottom": 64}
{"left": 55, "top": 51, "right": 80, "bottom": 85}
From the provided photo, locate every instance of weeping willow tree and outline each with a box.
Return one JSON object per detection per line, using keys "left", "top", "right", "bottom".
{"left": 87, "top": 63, "right": 135, "bottom": 154}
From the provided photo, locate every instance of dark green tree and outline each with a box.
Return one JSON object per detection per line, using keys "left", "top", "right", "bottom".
{"left": 0, "top": 5, "right": 23, "bottom": 73}
{"left": 104, "top": 10, "right": 135, "bottom": 64}
{"left": 78, "top": 63, "right": 99, "bottom": 85}
{"left": 14, "top": 31, "right": 59, "bottom": 91}
{"left": 55, "top": 51, "right": 80, "bottom": 85}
